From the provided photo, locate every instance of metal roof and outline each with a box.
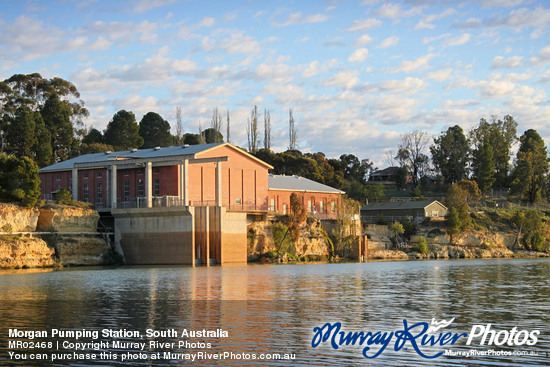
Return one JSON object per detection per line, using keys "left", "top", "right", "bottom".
{"left": 361, "top": 200, "right": 446, "bottom": 211}
{"left": 39, "top": 143, "right": 223, "bottom": 172}
{"left": 268, "top": 174, "right": 344, "bottom": 194}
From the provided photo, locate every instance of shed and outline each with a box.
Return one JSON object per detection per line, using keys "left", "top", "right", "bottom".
{"left": 360, "top": 200, "right": 447, "bottom": 224}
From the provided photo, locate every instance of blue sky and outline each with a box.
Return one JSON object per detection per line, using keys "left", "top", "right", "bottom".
{"left": 1, "top": 0, "right": 549, "bottom": 166}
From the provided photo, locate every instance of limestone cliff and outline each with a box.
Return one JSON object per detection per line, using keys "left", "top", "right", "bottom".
{"left": 0, "top": 236, "right": 55, "bottom": 268}
{"left": 0, "top": 203, "right": 39, "bottom": 232}
{"left": 37, "top": 204, "right": 99, "bottom": 232}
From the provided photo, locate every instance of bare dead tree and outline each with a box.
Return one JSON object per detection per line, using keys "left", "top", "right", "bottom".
{"left": 226, "top": 109, "right": 231, "bottom": 144}
{"left": 198, "top": 121, "right": 205, "bottom": 144}
{"left": 211, "top": 107, "right": 223, "bottom": 143}
{"left": 396, "top": 130, "right": 430, "bottom": 185}
{"left": 247, "top": 105, "right": 260, "bottom": 153}
{"left": 288, "top": 108, "right": 297, "bottom": 150}
{"left": 264, "top": 108, "right": 271, "bottom": 150}
{"left": 175, "top": 106, "right": 183, "bottom": 145}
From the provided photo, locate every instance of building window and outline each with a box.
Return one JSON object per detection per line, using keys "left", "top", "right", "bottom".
{"left": 56, "top": 185, "right": 61, "bottom": 191}
{"left": 153, "top": 178, "right": 160, "bottom": 196}
{"left": 123, "top": 170, "right": 129, "bottom": 176}
{"left": 83, "top": 172, "right": 89, "bottom": 179}
{"left": 331, "top": 201, "right": 335, "bottom": 213}
{"left": 320, "top": 201, "right": 324, "bottom": 213}
{"left": 308, "top": 200, "right": 312, "bottom": 213}
{"left": 235, "top": 198, "right": 241, "bottom": 205}
{"left": 138, "top": 168, "right": 144, "bottom": 175}
{"left": 138, "top": 179, "right": 144, "bottom": 197}
{"left": 124, "top": 181, "right": 130, "bottom": 201}
{"left": 83, "top": 183, "right": 89, "bottom": 202}
{"left": 97, "top": 182, "right": 103, "bottom": 203}
{"left": 270, "top": 198, "right": 275, "bottom": 211}
{"left": 96, "top": 171, "right": 103, "bottom": 178}
{"left": 153, "top": 167, "right": 160, "bottom": 174}
{"left": 283, "top": 204, "right": 287, "bottom": 215}
{"left": 56, "top": 175, "right": 61, "bottom": 181}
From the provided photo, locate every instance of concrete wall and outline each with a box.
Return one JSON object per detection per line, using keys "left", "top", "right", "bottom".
{"left": 219, "top": 208, "right": 247, "bottom": 264}
{"left": 113, "top": 207, "right": 194, "bottom": 265}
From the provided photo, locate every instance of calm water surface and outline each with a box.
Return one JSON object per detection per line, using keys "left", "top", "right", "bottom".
{"left": 0, "top": 258, "right": 549, "bottom": 366}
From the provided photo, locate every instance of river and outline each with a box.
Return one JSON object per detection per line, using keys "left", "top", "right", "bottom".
{"left": 0, "top": 258, "right": 549, "bottom": 366}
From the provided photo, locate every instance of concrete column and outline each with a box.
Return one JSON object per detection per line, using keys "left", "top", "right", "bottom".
{"left": 215, "top": 162, "right": 222, "bottom": 207}
{"left": 71, "top": 168, "right": 78, "bottom": 201}
{"left": 181, "top": 159, "right": 189, "bottom": 206}
{"left": 111, "top": 165, "right": 117, "bottom": 209}
{"left": 145, "top": 161, "right": 153, "bottom": 208}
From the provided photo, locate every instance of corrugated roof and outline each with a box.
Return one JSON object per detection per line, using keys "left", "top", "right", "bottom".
{"left": 268, "top": 174, "right": 344, "bottom": 194}
{"left": 361, "top": 200, "right": 446, "bottom": 211}
{"left": 39, "top": 143, "right": 223, "bottom": 172}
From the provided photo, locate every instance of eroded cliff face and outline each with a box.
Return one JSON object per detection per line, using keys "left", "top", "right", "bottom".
{"left": 37, "top": 205, "right": 99, "bottom": 232}
{"left": 0, "top": 203, "right": 39, "bottom": 232}
{"left": 248, "top": 219, "right": 329, "bottom": 260}
{"left": 0, "top": 203, "right": 110, "bottom": 268}
{"left": 0, "top": 236, "right": 55, "bottom": 268}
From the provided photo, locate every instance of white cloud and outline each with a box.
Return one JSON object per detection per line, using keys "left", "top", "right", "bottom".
{"left": 134, "top": 0, "right": 176, "bottom": 13}
{"left": 491, "top": 55, "right": 523, "bottom": 68}
{"left": 441, "top": 33, "right": 471, "bottom": 47}
{"left": 324, "top": 70, "right": 360, "bottom": 89}
{"left": 370, "top": 95, "right": 419, "bottom": 125}
{"left": 272, "top": 12, "right": 329, "bottom": 27}
{"left": 414, "top": 8, "right": 457, "bottom": 30}
{"left": 374, "top": 3, "right": 421, "bottom": 21}
{"left": 202, "top": 29, "right": 260, "bottom": 54}
{"left": 303, "top": 61, "right": 320, "bottom": 77}
{"left": 354, "top": 34, "right": 373, "bottom": 46}
{"left": 531, "top": 45, "right": 550, "bottom": 66}
{"left": 378, "top": 77, "right": 427, "bottom": 94}
{"left": 345, "top": 18, "right": 381, "bottom": 32}
{"left": 389, "top": 53, "right": 436, "bottom": 73}
{"left": 197, "top": 17, "right": 215, "bottom": 28}
{"left": 255, "top": 62, "right": 295, "bottom": 84}
{"left": 425, "top": 68, "right": 454, "bottom": 82}
{"left": 377, "top": 36, "right": 399, "bottom": 49}
{"left": 348, "top": 48, "right": 369, "bottom": 63}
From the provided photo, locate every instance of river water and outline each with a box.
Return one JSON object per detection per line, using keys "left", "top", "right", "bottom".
{"left": 0, "top": 258, "right": 549, "bottom": 366}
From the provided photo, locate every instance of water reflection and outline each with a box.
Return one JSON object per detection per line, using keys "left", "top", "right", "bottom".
{"left": 0, "top": 259, "right": 548, "bottom": 365}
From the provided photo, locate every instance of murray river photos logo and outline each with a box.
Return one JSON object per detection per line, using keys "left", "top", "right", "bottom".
{"left": 311, "top": 318, "right": 540, "bottom": 359}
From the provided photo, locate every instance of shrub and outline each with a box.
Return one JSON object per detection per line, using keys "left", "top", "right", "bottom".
{"left": 0, "top": 154, "right": 41, "bottom": 207}
{"left": 56, "top": 188, "right": 72, "bottom": 205}
{"left": 416, "top": 236, "right": 428, "bottom": 254}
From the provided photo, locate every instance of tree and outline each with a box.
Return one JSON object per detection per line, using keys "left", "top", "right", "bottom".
{"left": 396, "top": 130, "right": 430, "bottom": 185}
{"left": 247, "top": 105, "right": 260, "bottom": 153}
{"left": 104, "top": 110, "right": 143, "bottom": 150}
{"left": 288, "top": 108, "right": 297, "bottom": 150}
{"left": 175, "top": 106, "right": 183, "bottom": 145}
{"left": 226, "top": 109, "right": 231, "bottom": 144}
{"left": 82, "top": 128, "right": 103, "bottom": 145}
{"left": 445, "top": 183, "right": 472, "bottom": 230}
{"left": 445, "top": 208, "right": 461, "bottom": 245}
{"left": 33, "top": 116, "right": 52, "bottom": 167}
{"left": 202, "top": 128, "right": 223, "bottom": 144}
{"left": 264, "top": 108, "right": 271, "bottom": 150}
{"left": 287, "top": 193, "right": 307, "bottom": 242}
{"left": 5, "top": 106, "right": 36, "bottom": 158}
{"left": 475, "top": 142, "right": 495, "bottom": 192}
{"left": 0, "top": 154, "right": 41, "bottom": 207}
{"left": 339, "top": 154, "right": 372, "bottom": 184}
{"left": 470, "top": 115, "right": 517, "bottom": 189}
{"left": 41, "top": 94, "right": 73, "bottom": 162}
{"left": 430, "top": 125, "right": 470, "bottom": 184}
{"left": 80, "top": 142, "right": 114, "bottom": 154}
{"left": 139, "top": 112, "right": 172, "bottom": 148}
{"left": 210, "top": 107, "right": 223, "bottom": 143}
{"left": 510, "top": 129, "right": 549, "bottom": 204}
{"left": 183, "top": 133, "right": 201, "bottom": 145}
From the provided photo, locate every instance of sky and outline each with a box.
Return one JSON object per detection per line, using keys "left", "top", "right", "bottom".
{"left": 1, "top": 0, "right": 549, "bottom": 167}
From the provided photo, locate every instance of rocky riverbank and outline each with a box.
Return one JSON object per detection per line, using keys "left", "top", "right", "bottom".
{"left": 0, "top": 203, "right": 111, "bottom": 269}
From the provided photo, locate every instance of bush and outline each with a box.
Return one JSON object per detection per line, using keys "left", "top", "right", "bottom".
{"left": 0, "top": 154, "right": 41, "bottom": 207}
{"left": 56, "top": 188, "right": 72, "bottom": 205}
{"left": 271, "top": 222, "right": 294, "bottom": 255}
{"left": 415, "top": 236, "right": 428, "bottom": 254}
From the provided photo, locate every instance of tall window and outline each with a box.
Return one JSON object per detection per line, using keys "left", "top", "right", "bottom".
{"left": 124, "top": 181, "right": 130, "bottom": 201}
{"left": 96, "top": 171, "right": 103, "bottom": 178}
{"left": 153, "top": 178, "right": 160, "bottom": 196}
{"left": 320, "top": 201, "right": 324, "bottom": 213}
{"left": 270, "top": 198, "right": 275, "bottom": 211}
{"left": 97, "top": 182, "right": 103, "bottom": 203}
{"left": 331, "top": 201, "right": 335, "bottom": 213}
{"left": 83, "top": 183, "right": 89, "bottom": 202}
{"left": 308, "top": 200, "right": 312, "bottom": 213}
{"left": 138, "top": 179, "right": 144, "bottom": 197}
{"left": 283, "top": 204, "right": 287, "bottom": 215}
{"left": 83, "top": 172, "right": 89, "bottom": 179}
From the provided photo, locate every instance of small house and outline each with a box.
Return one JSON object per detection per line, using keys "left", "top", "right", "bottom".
{"left": 361, "top": 199, "right": 447, "bottom": 225}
